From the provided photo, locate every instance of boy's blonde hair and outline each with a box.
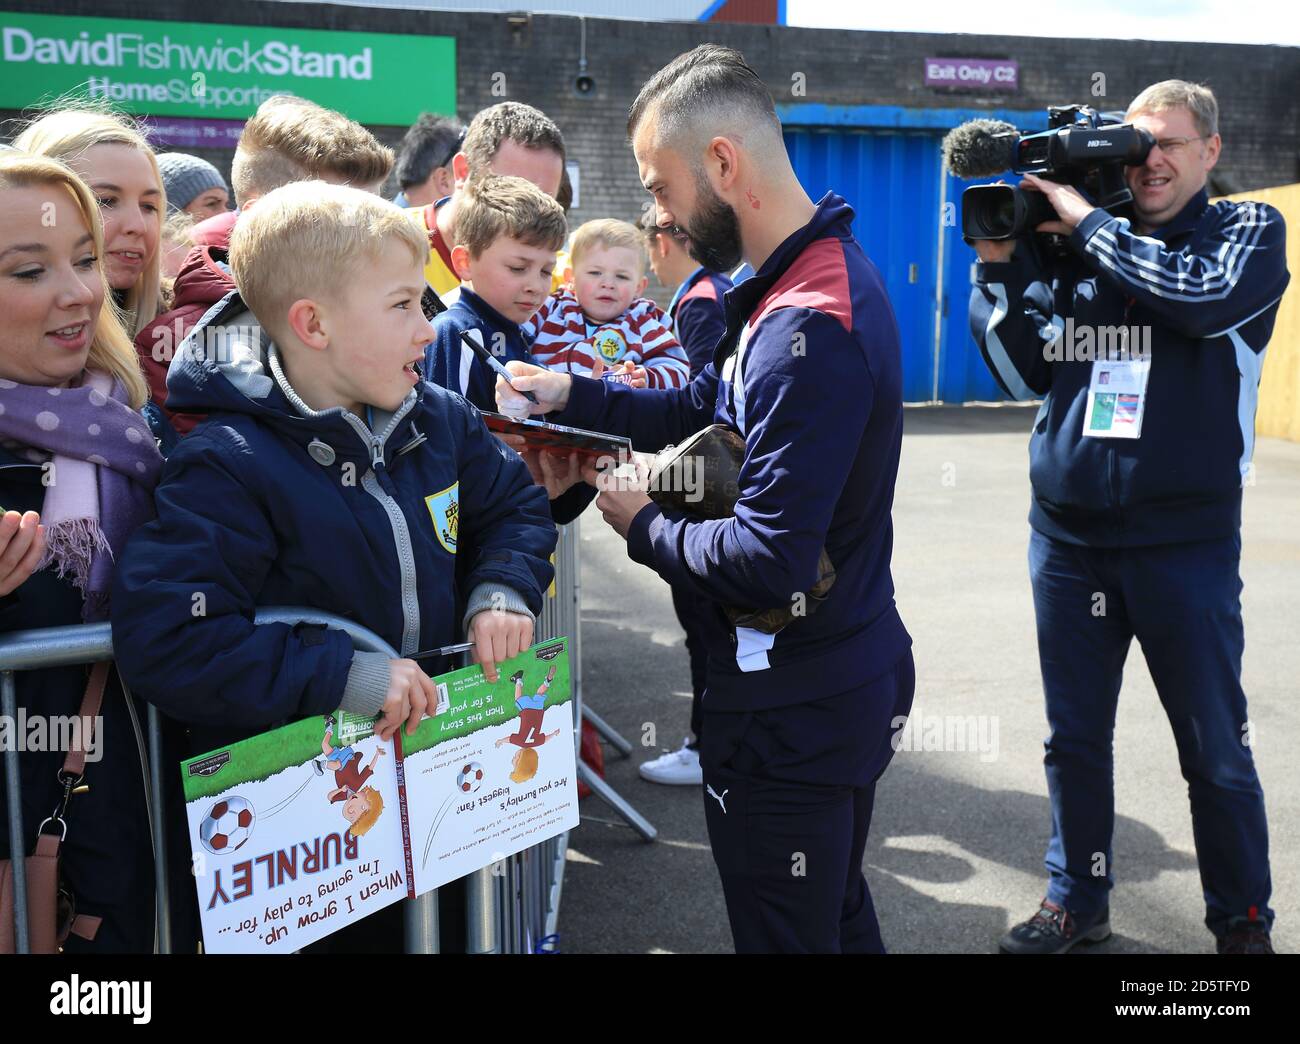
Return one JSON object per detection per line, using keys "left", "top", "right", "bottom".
{"left": 452, "top": 173, "right": 568, "bottom": 259}
{"left": 230, "top": 95, "right": 394, "bottom": 206}
{"left": 348, "top": 786, "right": 384, "bottom": 838}
{"left": 571, "top": 219, "right": 647, "bottom": 277}
{"left": 14, "top": 105, "right": 165, "bottom": 339}
{"left": 229, "top": 181, "right": 427, "bottom": 330}
{"left": 1127, "top": 80, "right": 1219, "bottom": 140}
{"left": 0, "top": 152, "right": 149, "bottom": 408}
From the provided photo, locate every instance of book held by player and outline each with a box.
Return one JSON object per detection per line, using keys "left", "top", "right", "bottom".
{"left": 482, "top": 412, "right": 632, "bottom": 464}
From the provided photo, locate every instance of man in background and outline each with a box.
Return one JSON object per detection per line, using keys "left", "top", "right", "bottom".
{"left": 392, "top": 113, "right": 466, "bottom": 208}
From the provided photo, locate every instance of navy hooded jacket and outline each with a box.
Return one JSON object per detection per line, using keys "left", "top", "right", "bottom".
{"left": 424, "top": 286, "right": 593, "bottom": 526}
{"left": 111, "top": 292, "right": 556, "bottom": 754}
{"left": 425, "top": 287, "right": 531, "bottom": 412}
{"left": 668, "top": 266, "right": 732, "bottom": 377}
{"left": 551, "top": 192, "right": 912, "bottom": 711}
{"left": 970, "top": 189, "right": 1289, "bottom": 547}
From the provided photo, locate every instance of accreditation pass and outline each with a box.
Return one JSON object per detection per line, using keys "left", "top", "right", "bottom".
{"left": 1082, "top": 356, "right": 1150, "bottom": 439}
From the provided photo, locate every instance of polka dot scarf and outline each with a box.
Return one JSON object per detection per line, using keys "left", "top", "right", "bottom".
{"left": 0, "top": 369, "right": 163, "bottom": 621}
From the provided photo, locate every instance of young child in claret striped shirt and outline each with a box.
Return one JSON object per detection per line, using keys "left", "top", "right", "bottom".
{"left": 523, "top": 219, "right": 691, "bottom": 389}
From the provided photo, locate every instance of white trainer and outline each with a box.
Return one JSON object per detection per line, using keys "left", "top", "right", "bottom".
{"left": 638, "top": 739, "right": 704, "bottom": 786}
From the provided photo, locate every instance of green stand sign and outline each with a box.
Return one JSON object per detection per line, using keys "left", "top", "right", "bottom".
{"left": 0, "top": 11, "right": 456, "bottom": 124}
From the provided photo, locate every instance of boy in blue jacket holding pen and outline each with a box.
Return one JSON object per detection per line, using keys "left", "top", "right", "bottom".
{"left": 424, "top": 174, "right": 593, "bottom": 524}
{"left": 424, "top": 174, "right": 567, "bottom": 414}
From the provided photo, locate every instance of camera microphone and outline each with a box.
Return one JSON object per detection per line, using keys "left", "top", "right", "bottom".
{"left": 942, "top": 119, "right": 1019, "bottom": 179}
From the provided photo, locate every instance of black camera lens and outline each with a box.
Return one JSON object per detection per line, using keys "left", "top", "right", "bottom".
{"left": 990, "top": 195, "right": 1017, "bottom": 236}
{"left": 962, "top": 184, "right": 1018, "bottom": 240}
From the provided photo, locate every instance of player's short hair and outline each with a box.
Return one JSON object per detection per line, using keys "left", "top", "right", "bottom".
{"left": 1128, "top": 80, "right": 1219, "bottom": 140}
{"left": 510, "top": 747, "right": 539, "bottom": 784}
{"left": 231, "top": 95, "right": 394, "bottom": 206}
{"left": 230, "top": 180, "right": 426, "bottom": 332}
{"left": 462, "top": 102, "right": 566, "bottom": 176}
{"left": 627, "top": 44, "right": 781, "bottom": 158}
{"left": 451, "top": 173, "right": 568, "bottom": 259}
{"left": 348, "top": 787, "right": 385, "bottom": 837}
{"left": 571, "top": 218, "right": 647, "bottom": 277}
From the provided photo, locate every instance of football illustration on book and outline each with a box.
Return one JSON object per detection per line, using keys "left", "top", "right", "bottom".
{"left": 399, "top": 641, "right": 577, "bottom": 888}
{"left": 181, "top": 640, "right": 578, "bottom": 953}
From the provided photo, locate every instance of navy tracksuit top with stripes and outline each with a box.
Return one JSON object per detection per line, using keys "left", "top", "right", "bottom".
{"left": 553, "top": 192, "right": 912, "bottom": 711}
{"left": 970, "top": 188, "right": 1289, "bottom": 547}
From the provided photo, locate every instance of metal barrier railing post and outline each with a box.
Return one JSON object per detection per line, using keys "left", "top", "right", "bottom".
{"left": 494, "top": 860, "right": 505, "bottom": 954}
{"left": 404, "top": 881, "right": 439, "bottom": 955}
{"left": 465, "top": 866, "right": 499, "bottom": 953}
{"left": 557, "top": 518, "right": 656, "bottom": 843}
{"left": 146, "top": 705, "right": 173, "bottom": 954}
{"left": 0, "top": 621, "right": 113, "bottom": 956}
{"left": 508, "top": 860, "right": 516, "bottom": 953}
{"left": 3, "top": 669, "right": 30, "bottom": 954}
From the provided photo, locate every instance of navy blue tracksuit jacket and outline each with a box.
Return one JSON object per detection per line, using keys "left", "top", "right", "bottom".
{"left": 970, "top": 189, "right": 1289, "bottom": 546}
{"left": 665, "top": 266, "right": 733, "bottom": 724}
{"left": 554, "top": 193, "right": 912, "bottom": 710}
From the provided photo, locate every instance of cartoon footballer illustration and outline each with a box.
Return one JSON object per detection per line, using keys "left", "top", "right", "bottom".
{"left": 496, "top": 664, "right": 561, "bottom": 782}
{"left": 319, "top": 719, "right": 386, "bottom": 837}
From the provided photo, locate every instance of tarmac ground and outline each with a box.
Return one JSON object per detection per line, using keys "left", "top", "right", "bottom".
{"left": 558, "top": 405, "right": 1300, "bottom": 954}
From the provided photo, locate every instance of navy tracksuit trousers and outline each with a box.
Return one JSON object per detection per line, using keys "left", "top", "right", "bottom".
{"left": 1028, "top": 529, "right": 1272, "bottom": 938}
{"left": 700, "top": 651, "right": 915, "bottom": 953}
{"left": 670, "top": 583, "right": 708, "bottom": 744}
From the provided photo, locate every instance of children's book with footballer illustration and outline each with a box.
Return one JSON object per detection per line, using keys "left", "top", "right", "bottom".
{"left": 181, "top": 639, "right": 577, "bottom": 953}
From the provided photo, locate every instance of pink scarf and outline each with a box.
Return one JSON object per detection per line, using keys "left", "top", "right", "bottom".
{"left": 0, "top": 370, "right": 162, "bottom": 620}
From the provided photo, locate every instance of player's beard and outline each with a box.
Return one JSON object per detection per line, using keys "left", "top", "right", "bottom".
{"left": 681, "top": 170, "right": 744, "bottom": 273}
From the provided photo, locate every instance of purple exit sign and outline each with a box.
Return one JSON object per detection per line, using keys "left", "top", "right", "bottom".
{"left": 925, "top": 57, "right": 1019, "bottom": 91}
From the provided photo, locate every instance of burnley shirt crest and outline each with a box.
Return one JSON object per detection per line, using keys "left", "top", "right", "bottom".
{"left": 425, "top": 482, "right": 459, "bottom": 554}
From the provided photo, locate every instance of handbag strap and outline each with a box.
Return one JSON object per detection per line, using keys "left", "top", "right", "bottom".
{"left": 38, "top": 661, "right": 111, "bottom": 840}
{"left": 34, "top": 665, "right": 111, "bottom": 948}
{"left": 61, "top": 661, "right": 109, "bottom": 780}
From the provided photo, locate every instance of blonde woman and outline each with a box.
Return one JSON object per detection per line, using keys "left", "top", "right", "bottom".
{"left": 15, "top": 107, "right": 166, "bottom": 340}
{"left": 0, "top": 152, "right": 163, "bottom": 952}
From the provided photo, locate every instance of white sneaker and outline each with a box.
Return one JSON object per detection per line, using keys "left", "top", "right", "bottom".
{"left": 639, "top": 739, "right": 703, "bottom": 786}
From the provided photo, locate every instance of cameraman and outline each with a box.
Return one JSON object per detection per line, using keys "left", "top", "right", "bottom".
{"left": 970, "top": 81, "right": 1288, "bottom": 955}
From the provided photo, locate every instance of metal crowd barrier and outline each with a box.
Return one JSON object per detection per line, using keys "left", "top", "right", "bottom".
{"left": 470, "top": 518, "right": 582, "bottom": 953}
{"left": 1, "top": 522, "right": 584, "bottom": 955}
